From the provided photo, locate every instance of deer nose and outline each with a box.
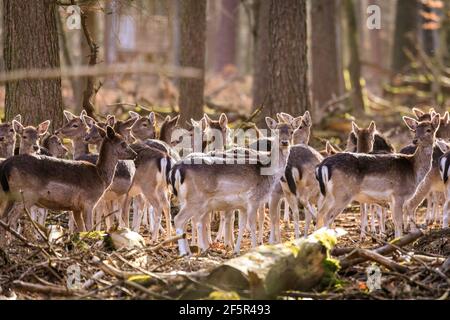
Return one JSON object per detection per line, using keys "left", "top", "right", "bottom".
{"left": 281, "top": 140, "right": 289, "bottom": 147}
{"left": 33, "top": 145, "right": 40, "bottom": 151}
{"left": 0, "top": 137, "right": 4, "bottom": 142}
{"left": 413, "top": 139, "right": 418, "bottom": 145}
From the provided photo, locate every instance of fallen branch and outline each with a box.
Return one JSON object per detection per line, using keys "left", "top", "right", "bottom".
{"left": 353, "top": 248, "right": 408, "bottom": 273}
{"left": 340, "top": 230, "right": 423, "bottom": 269}
{"left": 12, "top": 280, "right": 84, "bottom": 297}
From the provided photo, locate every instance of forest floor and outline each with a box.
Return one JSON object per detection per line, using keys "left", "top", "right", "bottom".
{"left": 0, "top": 204, "right": 449, "bottom": 300}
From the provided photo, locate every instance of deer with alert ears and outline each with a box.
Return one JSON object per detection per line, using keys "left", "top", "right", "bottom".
{"left": 0, "top": 126, "right": 137, "bottom": 234}
{"left": 0, "top": 115, "right": 21, "bottom": 159}
{"left": 171, "top": 116, "right": 299, "bottom": 255}
{"left": 316, "top": 114, "right": 440, "bottom": 237}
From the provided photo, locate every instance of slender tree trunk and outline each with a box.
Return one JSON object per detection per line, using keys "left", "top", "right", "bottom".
{"left": 252, "top": 0, "right": 270, "bottom": 110}
{"left": 178, "top": 0, "right": 207, "bottom": 125}
{"left": 254, "top": 0, "right": 309, "bottom": 126}
{"left": 311, "top": 0, "right": 343, "bottom": 119}
{"left": 3, "top": 0, "right": 63, "bottom": 130}
{"left": 215, "top": 0, "right": 239, "bottom": 73}
{"left": 392, "top": 0, "right": 419, "bottom": 73}
{"left": 345, "top": 0, "right": 365, "bottom": 115}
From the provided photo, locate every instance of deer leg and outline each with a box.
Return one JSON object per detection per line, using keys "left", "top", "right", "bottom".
{"left": 191, "top": 216, "right": 198, "bottom": 246}
{"left": 223, "top": 210, "right": 235, "bottom": 249}
{"left": 174, "top": 204, "right": 199, "bottom": 256}
{"left": 160, "top": 191, "right": 172, "bottom": 239}
{"left": 392, "top": 197, "right": 405, "bottom": 238}
{"left": 73, "top": 211, "right": 86, "bottom": 232}
{"left": 234, "top": 209, "right": 247, "bottom": 255}
{"left": 215, "top": 211, "right": 226, "bottom": 242}
{"left": 283, "top": 198, "right": 290, "bottom": 222}
{"left": 268, "top": 189, "right": 282, "bottom": 244}
{"left": 425, "top": 193, "right": 433, "bottom": 225}
{"left": 257, "top": 204, "right": 265, "bottom": 244}
{"left": 285, "top": 193, "right": 300, "bottom": 239}
{"left": 131, "top": 197, "right": 144, "bottom": 232}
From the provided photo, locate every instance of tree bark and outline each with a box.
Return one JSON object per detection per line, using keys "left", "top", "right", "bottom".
{"left": 254, "top": 0, "right": 309, "bottom": 126}
{"left": 311, "top": 0, "right": 344, "bottom": 119}
{"left": 178, "top": 0, "right": 207, "bottom": 125}
{"left": 392, "top": 0, "right": 419, "bottom": 73}
{"left": 3, "top": 0, "right": 63, "bottom": 130}
{"left": 252, "top": 0, "right": 270, "bottom": 111}
{"left": 214, "top": 0, "right": 240, "bottom": 73}
{"left": 344, "top": 0, "right": 365, "bottom": 115}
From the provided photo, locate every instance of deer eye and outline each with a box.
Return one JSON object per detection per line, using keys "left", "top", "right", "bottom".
{"left": 72, "top": 124, "right": 78, "bottom": 128}
{"left": 22, "top": 136, "right": 27, "bottom": 139}
{"left": 426, "top": 129, "right": 432, "bottom": 133}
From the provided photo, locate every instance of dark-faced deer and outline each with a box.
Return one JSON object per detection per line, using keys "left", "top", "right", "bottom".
{"left": 0, "top": 126, "right": 136, "bottom": 235}
{"left": 316, "top": 115, "right": 440, "bottom": 237}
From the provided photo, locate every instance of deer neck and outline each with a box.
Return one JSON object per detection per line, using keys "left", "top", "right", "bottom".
{"left": 412, "top": 142, "right": 434, "bottom": 184}
{"left": 96, "top": 140, "right": 119, "bottom": 187}
{"left": 72, "top": 136, "right": 90, "bottom": 159}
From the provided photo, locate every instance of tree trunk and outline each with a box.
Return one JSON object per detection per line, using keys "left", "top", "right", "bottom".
{"left": 214, "top": 0, "right": 239, "bottom": 73}
{"left": 178, "top": 0, "right": 207, "bottom": 125}
{"left": 392, "top": 0, "right": 419, "bottom": 73}
{"left": 310, "top": 0, "right": 344, "bottom": 120}
{"left": 254, "top": 0, "right": 309, "bottom": 126}
{"left": 344, "top": 0, "right": 365, "bottom": 115}
{"left": 252, "top": 0, "right": 270, "bottom": 111}
{"left": 3, "top": 0, "right": 63, "bottom": 130}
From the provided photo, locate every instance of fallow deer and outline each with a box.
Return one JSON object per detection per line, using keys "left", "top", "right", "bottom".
{"left": 0, "top": 126, "right": 136, "bottom": 236}
{"left": 0, "top": 115, "right": 21, "bottom": 159}
{"left": 171, "top": 116, "right": 299, "bottom": 255}
{"left": 316, "top": 114, "right": 440, "bottom": 237}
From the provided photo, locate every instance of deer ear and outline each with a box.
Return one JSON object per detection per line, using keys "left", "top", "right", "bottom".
{"left": 203, "top": 113, "right": 212, "bottom": 126}
{"left": 442, "top": 111, "right": 449, "bottom": 124}
{"left": 351, "top": 121, "right": 360, "bottom": 133}
{"left": 325, "top": 141, "right": 337, "bottom": 156}
{"left": 63, "top": 110, "right": 76, "bottom": 122}
{"left": 368, "top": 121, "right": 376, "bottom": 133}
{"left": 280, "top": 112, "right": 294, "bottom": 123}
{"left": 265, "top": 117, "right": 278, "bottom": 131}
{"left": 219, "top": 113, "right": 228, "bottom": 128}
{"left": 13, "top": 114, "right": 22, "bottom": 124}
{"left": 106, "top": 115, "right": 116, "bottom": 127}
{"left": 148, "top": 112, "right": 155, "bottom": 124}
{"left": 12, "top": 120, "right": 24, "bottom": 134}
{"left": 291, "top": 116, "right": 303, "bottom": 130}
{"left": 82, "top": 115, "right": 95, "bottom": 128}
{"left": 106, "top": 126, "right": 115, "bottom": 139}
{"left": 80, "top": 110, "right": 87, "bottom": 118}
{"left": 302, "top": 111, "right": 312, "bottom": 127}
{"left": 129, "top": 111, "right": 140, "bottom": 119}
{"left": 403, "top": 116, "right": 419, "bottom": 131}
{"left": 37, "top": 120, "right": 51, "bottom": 136}
{"left": 431, "top": 114, "right": 440, "bottom": 130}
{"left": 412, "top": 107, "right": 425, "bottom": 119}
{"left": 170, "top": 115, "right": 180, "bottom": 126}
{"left": 436, "top": 140, "right": 449, "bottom": 153}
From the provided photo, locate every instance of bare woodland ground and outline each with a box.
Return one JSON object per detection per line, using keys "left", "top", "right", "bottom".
{"left": 1, "top": 203, "right": 449, "bottom": 300}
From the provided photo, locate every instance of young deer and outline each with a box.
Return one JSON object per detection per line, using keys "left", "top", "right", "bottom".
{"left": 171, "top": 117, "right": 299, "bottom": 255}
{"left": 0, "top": 115, "right": 21, "bottom": 159}
{"left": 316, "top": 114, "right": 440, "bottom": 237}
{"left": 13, "top": 120, "right": 51, "bottom": 155}
{"left": 40, "top": 134, "right": 69, "bottom": 158}
{"left": 0, "top": 126, "right": 136, "bottom": 234}
{"left": 402, "top": 111, "right": 450, "bottom": 227}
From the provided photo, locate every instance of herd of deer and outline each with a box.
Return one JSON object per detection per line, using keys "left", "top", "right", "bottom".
{"left": 0, "top": 106, "right": 449, "bottom": 256}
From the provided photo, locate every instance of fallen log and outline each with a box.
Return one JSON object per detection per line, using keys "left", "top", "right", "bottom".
{"left": 206, "top": 229, "right": 341, "bottom": 299}
{"left": 340, "top": 230, "right": 423, "bottom": 269}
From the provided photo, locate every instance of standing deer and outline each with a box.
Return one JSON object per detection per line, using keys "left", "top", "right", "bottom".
{"left": 171, "top": 116, "right": 299, "bottom": 255}
{"left": 0, "top": 126, "right": 136, "bottom": 235}
{"left": 0, "top": 115, "right": 21, "bottom": 159}
{"left": 316, "top": 114, "right": 440, "bottom": 237}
